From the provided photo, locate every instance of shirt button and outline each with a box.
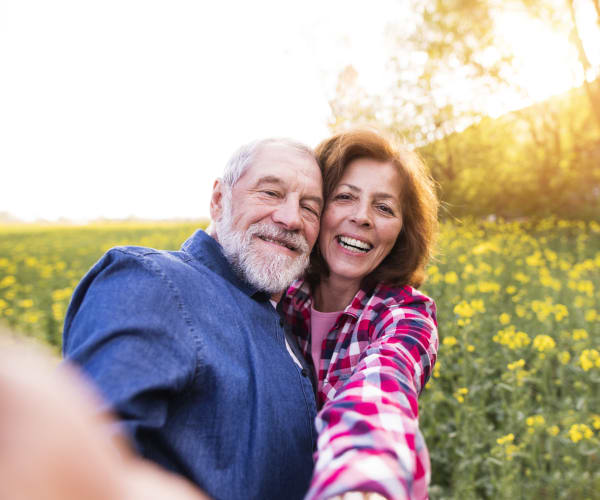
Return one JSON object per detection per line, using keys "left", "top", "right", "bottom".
{"left": 279, "top": 319, "right": 284, "bottom": 327}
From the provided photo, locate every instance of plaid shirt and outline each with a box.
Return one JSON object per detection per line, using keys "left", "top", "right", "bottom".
{"left": 280, "top": 279, "right": 438, "bottom": 500}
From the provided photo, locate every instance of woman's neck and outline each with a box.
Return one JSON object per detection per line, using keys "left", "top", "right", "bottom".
{"left": 314, "top": 277, "right": 361, "bottom": 312}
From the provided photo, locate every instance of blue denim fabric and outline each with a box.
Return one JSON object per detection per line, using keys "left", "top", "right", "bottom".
{"left": 63, "top": 230, "right": 317, "bottom": 500}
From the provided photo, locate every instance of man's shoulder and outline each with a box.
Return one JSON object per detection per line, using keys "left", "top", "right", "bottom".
{"left": 99, "top": 244, "right": 206, "bottom": 277}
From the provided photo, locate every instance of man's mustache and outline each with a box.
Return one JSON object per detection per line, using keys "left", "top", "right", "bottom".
{"left": 247, "top": 222, "right": 310, "bottom": 255}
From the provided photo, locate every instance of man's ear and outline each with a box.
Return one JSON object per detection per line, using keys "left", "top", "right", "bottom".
{"left": 210, "top": 178, "right": 225, "bottom": 222}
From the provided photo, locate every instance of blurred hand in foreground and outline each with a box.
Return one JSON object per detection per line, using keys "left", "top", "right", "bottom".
{"left": 329, "top": 493, "right": 388, "bottom": 499}
{"left": 0, "top": 338, "right": 209, "bottom": 500}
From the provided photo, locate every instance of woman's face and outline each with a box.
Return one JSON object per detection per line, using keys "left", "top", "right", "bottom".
{"left": 319, "top": 158, "right": 404, "bottom": 287}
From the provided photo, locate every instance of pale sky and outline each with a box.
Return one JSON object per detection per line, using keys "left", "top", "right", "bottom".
{"left": 0, "top": 0, "right": 402, "bottom": 222}
{"left": 1, "top": 0, "right": 595, "bottom": 222}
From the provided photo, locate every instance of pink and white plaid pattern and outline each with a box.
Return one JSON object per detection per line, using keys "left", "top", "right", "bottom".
{"left": 281, "top": 280, "right": 438, "bottom": 500}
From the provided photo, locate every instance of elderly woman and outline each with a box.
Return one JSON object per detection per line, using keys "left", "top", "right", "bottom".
{"left": 280, "top": 129, "right": 439, "bottom": 500}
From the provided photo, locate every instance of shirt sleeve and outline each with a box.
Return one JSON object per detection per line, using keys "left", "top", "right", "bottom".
{"left": 305, "top": 298, "right": 438, "bottom": 500}
{"left": 62, "top": 249, "right": 199, "bottom": 455}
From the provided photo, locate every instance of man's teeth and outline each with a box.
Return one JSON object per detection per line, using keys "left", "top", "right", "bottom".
{"left": 337, "top": 236, "right": 372, "bottom": 252}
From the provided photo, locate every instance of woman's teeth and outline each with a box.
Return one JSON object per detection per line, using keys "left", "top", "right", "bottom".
{"left": 337, "top": 236, "right": 372, "bottom": 253}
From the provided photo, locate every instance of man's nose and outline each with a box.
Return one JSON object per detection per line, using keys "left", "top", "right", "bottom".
{"left": 272, "top": 197, "right": 302, "bottom": 231}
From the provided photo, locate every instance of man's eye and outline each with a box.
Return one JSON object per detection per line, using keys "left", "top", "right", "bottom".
{"left": 303, "top": 205, "right": 320, "bottom": 217}
{"left": 262, "top": 190, "right": 280, "bottom": 197}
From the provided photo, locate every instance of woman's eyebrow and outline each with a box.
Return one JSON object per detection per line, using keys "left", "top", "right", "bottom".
{"left": 338, "top": 183, "right": 398, "bottom": 201}
{"left": 338, "top": 183, "right": 361, "bottom": 192}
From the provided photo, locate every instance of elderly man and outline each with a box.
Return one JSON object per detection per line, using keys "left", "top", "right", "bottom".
{"left": 63, "top": 138, "right": 323, "bottom": 500}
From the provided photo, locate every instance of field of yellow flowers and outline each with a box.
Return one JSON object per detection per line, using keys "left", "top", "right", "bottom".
{"left": 0, "top": 218, "right": 598, "bottom": 499}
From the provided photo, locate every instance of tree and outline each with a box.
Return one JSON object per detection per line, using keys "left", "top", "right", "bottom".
{"left": 328, "top": 0, "right": 600, "bottom": 218}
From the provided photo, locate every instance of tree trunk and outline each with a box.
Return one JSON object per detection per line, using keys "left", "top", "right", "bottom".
{"left": 567, "top": 0, "right": 600, "bottom": 130}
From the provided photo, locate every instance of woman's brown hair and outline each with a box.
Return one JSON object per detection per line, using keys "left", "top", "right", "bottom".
{"left": 306, "top": 128, "right": 439, "bottom": 290}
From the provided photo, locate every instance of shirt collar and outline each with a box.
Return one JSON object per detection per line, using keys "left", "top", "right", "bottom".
{"left": 181, "top": 229, "right": 271, "bottom": 301}
{"left": 285, "top": 278, "right": 381, "bottom": 319}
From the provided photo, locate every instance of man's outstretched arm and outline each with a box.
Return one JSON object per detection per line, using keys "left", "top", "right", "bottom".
{"left": 0, "top": 338, "right": 209, "bottom": 500}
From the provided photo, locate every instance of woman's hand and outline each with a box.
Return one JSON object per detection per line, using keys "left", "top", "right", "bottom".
{"left": 0, "top": 338, "right": 209, "bottom": 500}
{"left": 329, "top": 493, "right": 387, "bottom": 499}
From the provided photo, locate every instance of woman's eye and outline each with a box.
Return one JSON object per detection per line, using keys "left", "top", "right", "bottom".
{"left": 377, "top": 204, "right": 394, "bottom": 215}
{"left": 334, "top": 193, "right": 352, "bottom": 201}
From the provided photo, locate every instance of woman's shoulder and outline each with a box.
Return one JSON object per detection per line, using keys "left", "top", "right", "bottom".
{"left": 365, "top": 283, "right": 437, "bottom": 326}
{"left": 372, "top": 283, "right": 435, "bottom": 308}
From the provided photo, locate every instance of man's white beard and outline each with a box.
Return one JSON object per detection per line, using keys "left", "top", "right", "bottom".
{"left": 215, "top": 192, "right": 310, "bottom": 294}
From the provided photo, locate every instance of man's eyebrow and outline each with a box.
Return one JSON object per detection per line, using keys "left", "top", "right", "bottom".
{"left": 254, "top": 175, "right": 284, "bottom": 187}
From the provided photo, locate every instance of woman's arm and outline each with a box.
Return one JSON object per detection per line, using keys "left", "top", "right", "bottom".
{"left": 307, "top": 298, "right": 438, "bottom": 500}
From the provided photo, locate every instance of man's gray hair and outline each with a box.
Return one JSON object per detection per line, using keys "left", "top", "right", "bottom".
{"left": 221, "top": 138, "right": 316, "bottom": 188}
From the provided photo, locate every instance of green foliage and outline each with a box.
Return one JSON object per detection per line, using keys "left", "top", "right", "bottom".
{"left": 1, "top": 219, "right": 599, "bottom": 499}
{"left": 420, "top": 217, "right": 600, "bottom": 499}
{"left": 420, "top": 84, "right": 600, "bottom": 218}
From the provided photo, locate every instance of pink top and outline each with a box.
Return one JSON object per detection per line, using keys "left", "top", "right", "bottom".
{"left": 310, "top": 304, "right": 342, "bottom": 375}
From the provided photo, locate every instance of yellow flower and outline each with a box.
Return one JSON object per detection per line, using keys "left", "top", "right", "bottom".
{"left": 585, "top": 310, "right": 597, "bottom": 322}
{"left": 0, "top": 275, "right": 16, "bottom": 288}
{"left": 558, "top": 351, "right": 571, "bottom": 365}
{"left": 443, "top": 336, "right": 458, "bottom": 347}
{"left": 546, "top": 425, "right": 560, "bottom": 436}
{"left": 572, "top": 329, "right": 588, "bottom": 340}
{"left": 471, "top": 299, "right": 485, "bottom": 313}
{"left": 507, "top": 359, "right": 525, "bottom": 371}
{"left": 493, "top": 326, "right": 531, "bottom": 349}
{"left": 453, "top": 387, "right": 468, "bottom": 403}
{"left": 454, "top": 301, "right": 474, "bottom": 318}
{"left": 23, "top": 311, "right": 40, "bottom": 324}
{"left": 514, "top": 272, "right": 530, "bottom": 283}
{"left": 506, "top": 285, "right": 517, "bottom": 295}
{"left": 532, "top": 335, "right": 556, "bottom": 352}
{"left": 52, "top": 302, "right": 65, "bottom": 322}
{"left": 553, "top": 304, "right": 568, "bottom": 322}
{"left": 497, "top": 433, "right": 514, "bottom": 445}
{"left": 499, "top": 313, "right": 511, "bottom": 325}
{"left": 444, "top": 272, "right": 458, "bottom": 284}
{"left": 568, "top": 424, "right": 593, "bottom": 443}
{"left": 591, "top": 415, "right": 600, "bottom": 430}
{"left": 478, "top": 281, "right": 500, "bottom": 293}
{"left": 467, "top": 344, "right": 475, "bottom": 352}
{"left": 18, "top": 299, "right": 34, "bottom": 308}
{"left": 579, "top": 349, "right": 600, "bottom": 371}
{"left": 526, "top": 415, "right": 545, "bottom": 427}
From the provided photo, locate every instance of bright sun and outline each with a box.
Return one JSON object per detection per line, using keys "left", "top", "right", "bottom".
{"left": 493, "top": 6, "right": 599, "bottom": 112}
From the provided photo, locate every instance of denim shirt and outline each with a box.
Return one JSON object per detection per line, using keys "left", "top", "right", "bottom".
{"left": 63, "top": 230, "right": 317, "bottom": 500}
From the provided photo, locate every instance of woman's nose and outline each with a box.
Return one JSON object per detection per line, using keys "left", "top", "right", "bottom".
{"left": 350, "top": 204, "right": 372, "bottom": 227}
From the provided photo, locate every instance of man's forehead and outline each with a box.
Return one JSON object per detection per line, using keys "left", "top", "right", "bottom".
{"left": 245, "top": 144, "right": 321, "bottom": 182}
{"left": 252, "top": 142, "right": 315, "bottom": 164}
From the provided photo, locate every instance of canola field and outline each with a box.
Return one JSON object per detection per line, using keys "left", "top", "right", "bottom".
{"left": 0, "top": 218, "right": 599, "bottom": 499}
